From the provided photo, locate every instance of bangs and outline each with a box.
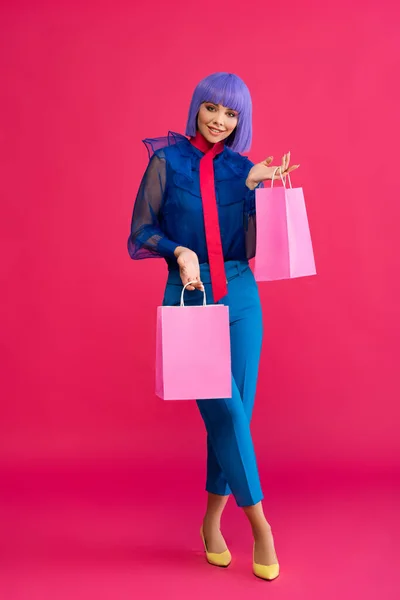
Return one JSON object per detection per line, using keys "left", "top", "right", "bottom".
{"left": 202, "top": 75, "right": 247, "bottom": 115}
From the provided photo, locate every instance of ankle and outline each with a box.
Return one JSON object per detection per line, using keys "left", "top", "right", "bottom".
{"left": 252, "top": 522, "right": 272, "bottom": 540}
{"left": 203, "top": 514, "right": 221, "bottom": 529}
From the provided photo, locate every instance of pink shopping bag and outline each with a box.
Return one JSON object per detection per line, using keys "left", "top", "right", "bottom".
{"left": 156, "top": 281, "right": 232, "bottom": 400}
{"left": 254, "top": 169, "right": 316, "bottom": 281}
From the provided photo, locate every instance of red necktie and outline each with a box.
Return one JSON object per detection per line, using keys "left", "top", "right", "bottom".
{"left": 190, "top": 131, "right": 228, "bottom": 302}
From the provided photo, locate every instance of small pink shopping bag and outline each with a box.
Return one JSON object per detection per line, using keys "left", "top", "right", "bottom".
{"left": 156, "top": 282, "right": 232, "bottom": 400}
{"left": 254, "top": 170, "right": 316, "bottom": 281}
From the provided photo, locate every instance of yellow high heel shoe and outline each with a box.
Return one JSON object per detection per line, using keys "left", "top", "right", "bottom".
{"left": 253, "top": 543, "right": 280, "bottom": 581}
{"left": 200, "top": 525, "right": 232, "bottom": 567}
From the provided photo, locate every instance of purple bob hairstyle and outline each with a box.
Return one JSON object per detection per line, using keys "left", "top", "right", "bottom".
{"left": 185, "top": 72, "right": 252, "bottom": 153}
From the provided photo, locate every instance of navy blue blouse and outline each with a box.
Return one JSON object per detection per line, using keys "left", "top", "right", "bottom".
{"left": 127, "top": 131, "right": 263, "bottom": 269}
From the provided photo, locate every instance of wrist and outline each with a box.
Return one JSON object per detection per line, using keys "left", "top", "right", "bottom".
{"left": 245, "top": 177, "right": 258, "bottom": 191}
{"left": 174, "top": 246, "right": 189, "bottom": 258}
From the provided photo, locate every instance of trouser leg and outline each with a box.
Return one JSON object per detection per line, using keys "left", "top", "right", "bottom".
{"left": 205, "top": 434, "right": 231, "bottom": 496}
{"left": 197, "top": 267, "right": 264, "bottom": 507}
{"left": 197, "top": 376, "right": 263, "bottom": 507}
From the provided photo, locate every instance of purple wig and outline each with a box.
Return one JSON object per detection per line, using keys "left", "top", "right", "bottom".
{"left": 185, "top": 72, "right": 252, "bottom": 153}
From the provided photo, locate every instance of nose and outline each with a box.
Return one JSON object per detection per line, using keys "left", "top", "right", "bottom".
{"left": 213, "top": 111, "right": 225, "bottom": 128}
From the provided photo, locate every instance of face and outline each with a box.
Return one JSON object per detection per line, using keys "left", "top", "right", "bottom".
{"left": 196, "top": 101, "right": 238, "bottom": 143}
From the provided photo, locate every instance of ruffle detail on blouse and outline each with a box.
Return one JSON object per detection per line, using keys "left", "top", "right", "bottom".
{"left": 142, "top": 131, "right": 189, "bottom": 160}
{"left": 142, "top": 131, "right": 251, "bottom": 182}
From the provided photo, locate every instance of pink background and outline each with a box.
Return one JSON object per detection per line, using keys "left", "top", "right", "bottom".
{"left": 1, "top": 1, "right": 399, "bottom": 598}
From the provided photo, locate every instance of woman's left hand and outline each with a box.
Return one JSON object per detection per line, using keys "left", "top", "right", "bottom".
{"left": 246, "top": 152, "right": 300, "bottom": 188}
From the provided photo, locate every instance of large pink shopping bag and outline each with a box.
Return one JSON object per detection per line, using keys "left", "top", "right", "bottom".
{"left": 254, "top": 170, "right": 316, "bottom": 281}
{"left": 156, "top": 282, "right": 232, "bottom": 400}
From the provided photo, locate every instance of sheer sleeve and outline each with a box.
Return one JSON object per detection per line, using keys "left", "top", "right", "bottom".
{"left": 242, "top": 160, "right": 264, "bottom": 260}
{"left": 127, "top": 152, "right": 179, "bottom": 260}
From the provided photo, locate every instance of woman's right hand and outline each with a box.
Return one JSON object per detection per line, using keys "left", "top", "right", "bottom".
{"left": 173, "top": 246, "right": 204, "bottom": 291}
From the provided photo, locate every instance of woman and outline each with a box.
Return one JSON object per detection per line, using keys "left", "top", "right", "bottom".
{"left": 128, "top": 72, "right": 299, "bottom": 581}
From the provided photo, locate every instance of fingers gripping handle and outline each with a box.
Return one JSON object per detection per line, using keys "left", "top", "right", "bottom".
{"left": 180, "top": 281, "right": 207, "bottom": 307}
{"left": 271, "top": 167, "right": 293, "bottom": 189}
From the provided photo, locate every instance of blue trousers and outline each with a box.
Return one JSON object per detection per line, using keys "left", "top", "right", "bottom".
{"left": 162, "top": 260, "right": 264, "bottom": 507}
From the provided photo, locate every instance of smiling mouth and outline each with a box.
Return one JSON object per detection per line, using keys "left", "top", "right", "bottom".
{"left": 208, "top": 126, "right": 225, "bottom": 134}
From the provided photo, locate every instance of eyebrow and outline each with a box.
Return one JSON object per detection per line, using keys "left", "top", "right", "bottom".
{"left": 207, "top": 102, "right": 238, "bottom": 113}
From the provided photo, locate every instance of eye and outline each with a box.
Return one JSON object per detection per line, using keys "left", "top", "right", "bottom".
{"left": 205, "top": 104, "right": 237, "bottom": 118}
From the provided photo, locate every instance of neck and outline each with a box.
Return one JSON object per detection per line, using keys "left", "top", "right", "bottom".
{"left": 189, "top": 128, "right": 224, "bottom": 153}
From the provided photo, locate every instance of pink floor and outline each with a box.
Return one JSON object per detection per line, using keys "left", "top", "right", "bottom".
{"left": 0, "top": 462, "right": 398, "bottom": 600}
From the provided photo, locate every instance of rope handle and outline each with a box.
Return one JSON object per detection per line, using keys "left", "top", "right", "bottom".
{"left": 180, "top": 281, "right": 207, "bottom": 307}
{"left": 270, "top": 167, "right": 293, "bottom": 189}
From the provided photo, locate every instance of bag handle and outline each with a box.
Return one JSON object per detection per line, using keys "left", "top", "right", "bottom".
{"left": 270, "top": 167, "right": 293, "bottom": 190}
{"left": 180, "top": 281, "right": 207, "bottom": 307}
